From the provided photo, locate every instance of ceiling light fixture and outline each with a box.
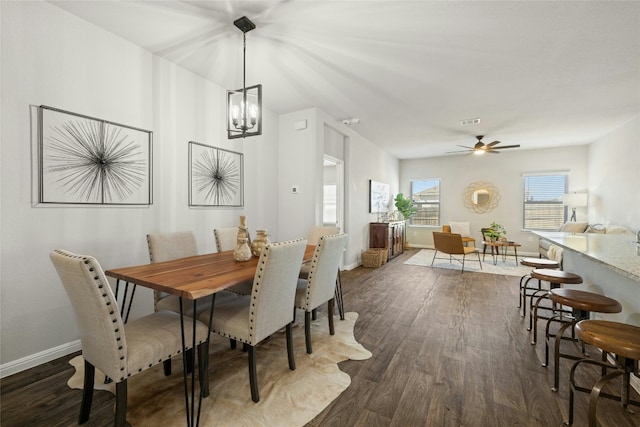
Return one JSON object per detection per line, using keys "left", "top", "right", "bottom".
{"left": 341, "top": 118, "right": 360, "bottom": 126}
{"left": 227, "top": 16, "right": 262, "bottom": 139}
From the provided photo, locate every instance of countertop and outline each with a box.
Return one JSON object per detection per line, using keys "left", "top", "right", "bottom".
{"left": 533, "top": 231, "right": 640, "bottom": 282}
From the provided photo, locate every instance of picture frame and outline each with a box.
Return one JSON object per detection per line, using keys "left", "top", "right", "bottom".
{"left": 369, "top": 179, "right": 390, "bottom": 213}
{"left": 38, "top": 105, "right": 152, "bottom": 205}
{"left": 189, "top": 141, "right": 244, "bottom": 207}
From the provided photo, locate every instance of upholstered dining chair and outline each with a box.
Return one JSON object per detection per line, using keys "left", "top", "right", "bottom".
{"left": 299, "top": 225, "right": 340, "bottom": 280}
{"left": 147, "top": 231, "right": 198, "bottom": 312}
{"left": 197, "top": 238, "right": 308, "bottom": 402}
{"left": 214, "top": 226, "right": 250, "bottom": 253}
{"left": 147, "top": 231, "right": 207, "bottom": 374}
{"left": 50, "top": 249, "right": 210, "bottom": 427}
{"left": 294, "top": 233, "right": 348, "bottom": 354}
{"left": 213, "top": 227, "right": 255, "bottom": 296}
{"left": 432, "top": 232, "right": 482, "bottom": 273}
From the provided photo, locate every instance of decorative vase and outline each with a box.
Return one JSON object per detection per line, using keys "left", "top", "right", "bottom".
{"left": 237, "top": 215, "right": 249, "bottom": 243}
{"left": 233, "top": 237, "right": 252, "bottom": 262}
{"left": 251, "top": 229, "right": 270, "bottom": 257}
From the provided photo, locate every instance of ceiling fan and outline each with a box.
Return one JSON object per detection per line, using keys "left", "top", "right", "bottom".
{"left": 446, "top": 135, "right": 520, "bottom": 155}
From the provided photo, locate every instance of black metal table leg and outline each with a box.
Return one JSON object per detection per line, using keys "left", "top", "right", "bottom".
{"left": 114, "top": 279, "right": 137, "bottom": 324}
{"left": 334, "top": 269, "right": 345, "bottom": 320}
{"left": 179, "top": 294, "right": 216, "bottom": 427}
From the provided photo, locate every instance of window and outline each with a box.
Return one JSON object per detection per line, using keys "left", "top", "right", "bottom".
{"left": 323, "top": 184, "right": 337, "bottom": 225}
{"left": 410, "top": 179, "right": 440, "bottom": 225}
{"left": 523, "top": 174, "right": 567, "bottom": 230}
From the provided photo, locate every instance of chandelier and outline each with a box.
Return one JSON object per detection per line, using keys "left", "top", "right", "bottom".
{"left": 227, "top": 16, "right": 262, "bottom": 139}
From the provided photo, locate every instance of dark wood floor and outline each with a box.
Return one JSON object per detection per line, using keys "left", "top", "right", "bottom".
{"left": 2, "top": 249, "right": 638, "bottom": 426}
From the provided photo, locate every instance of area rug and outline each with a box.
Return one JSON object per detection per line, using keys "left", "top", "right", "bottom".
{"left": 405, "top": 249, "right": 532, "bottom": 277}
{"left": 67, "top": 311, "right": 371, "bottom": 427}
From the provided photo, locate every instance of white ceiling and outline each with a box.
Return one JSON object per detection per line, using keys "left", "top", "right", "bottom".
{"left": 48, "top": 0, "right": 640, "bottom": 159}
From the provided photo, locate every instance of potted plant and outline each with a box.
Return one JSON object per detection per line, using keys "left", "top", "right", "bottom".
{"left": 485, "top": 221, "right": 507, "bottom": 242}
{"left": 394, "top": 193, "right": 417, "bottom": 221}
{"left": 394, "top": 193, "right": 416, "bottom": 249}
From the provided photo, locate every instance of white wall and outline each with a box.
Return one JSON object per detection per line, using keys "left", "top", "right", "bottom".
{"left": 588, "top": 116, "right": 640, "bottom": 230}
{"left": 278, "top": 108, "right": 399, "bottom": 269}
{"left": 0, "top": 1, "right": 278, "bottom": 372}
{"left": 400, "top": 145, "right": 589, "bottom": 254}
{"left": 0, "top": 1, "right": 396, "bottom": 374}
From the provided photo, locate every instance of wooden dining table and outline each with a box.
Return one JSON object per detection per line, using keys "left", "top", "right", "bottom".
{"left": 104, "top": 245, "right": 316, "bottom": 427}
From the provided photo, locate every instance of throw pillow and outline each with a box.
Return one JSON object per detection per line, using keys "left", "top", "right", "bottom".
{"left": 449, "top": 221, "right": 471, "bottom": 237}
{"left": 559, "top": 222, "right": 588, "bottom": 233}
{"left": 603, "top": 225, "right": 633, "bottom": 235}
{"left": 586, "top": 224, "right": 605, "bottom": 234}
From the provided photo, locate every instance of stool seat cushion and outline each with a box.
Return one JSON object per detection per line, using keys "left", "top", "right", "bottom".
{"left": 531, "top": 269, "right": 583, "bottom": 284}
{"left": 549, "top": 289, "right": 622, "bottom": 314}
{"left": 521, "top": 258, "right": 560, "bottom": 268}
{"left": 576, "top": 320, "right": 640, "bottom": 360}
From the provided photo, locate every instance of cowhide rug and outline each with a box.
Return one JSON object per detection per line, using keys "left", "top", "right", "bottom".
{"left": 67, "top": 311, "right": 371, "bottom": 426}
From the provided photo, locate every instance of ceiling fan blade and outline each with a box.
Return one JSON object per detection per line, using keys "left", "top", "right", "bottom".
{"left": 445, "top": 149, "right": 472, "bottom": 154}
{"left": 486, "top": 140, "right": 501, "bottom": 147}
{"left": 487, "top": 150, "right": 500, "bottom": 154}
{"left": 456, "top": 145, "right": 474, "bottom": 149}
{"left": 491, "top": 144, "right": 520, "bottom": 149}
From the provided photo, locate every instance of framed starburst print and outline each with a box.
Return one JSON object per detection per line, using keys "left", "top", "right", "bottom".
{"left": 38, "top": 106, "right": 152, "bottom": 205}
{"left": 189, "top": 141, "right": 243, "bottom": 207}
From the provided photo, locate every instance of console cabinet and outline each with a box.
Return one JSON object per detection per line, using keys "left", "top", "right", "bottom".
{"left": 369, "top": 221, "right": 405, "bottom": 260}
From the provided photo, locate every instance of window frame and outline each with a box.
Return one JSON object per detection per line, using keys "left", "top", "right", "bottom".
{"left": 522, "top": 173, "right": 568, "bottom": 231}
{"left": 409, "top": 178, "right": 441, "bottom": 226}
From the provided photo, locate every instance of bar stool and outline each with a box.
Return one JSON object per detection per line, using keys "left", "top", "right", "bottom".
{"left": 543, "top": 288, "right": 622, "bottom": 392}
{"left": 565, "top": 320, "right": 640, "bottom": 426}
{"left": 529, "top": 269, "right": 583, "bottom": 344}
{"left": 519, "top": 257, "right": 560, "bottom": 318}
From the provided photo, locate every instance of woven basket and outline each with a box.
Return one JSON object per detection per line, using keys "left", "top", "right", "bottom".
{"left": 371, "top": 248, "right": 388, "bottom": 264}
{"left": 362, "top": 250, "right": 383, "bottom": 268}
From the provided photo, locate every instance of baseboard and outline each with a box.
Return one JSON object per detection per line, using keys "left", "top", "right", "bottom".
{"left": 0, "top": 339, "right": 81, "bottom": 379}
{"left": 343, "top": 261, "right": 360, "bottom": 271}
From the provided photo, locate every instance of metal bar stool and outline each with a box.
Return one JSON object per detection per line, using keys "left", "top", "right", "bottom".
{"left": 519, "top": 257, "right": 560, "bottom": 318}
{"left": 543, "top": 288, "right": 622, "bottom": 392}
{"left": 565, "top": 320, "right": 640, "bottom": 426}
{"left": 529, "top": 269, "right": 583, "bottom": 344}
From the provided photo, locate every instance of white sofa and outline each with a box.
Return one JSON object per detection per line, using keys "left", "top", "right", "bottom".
{"left": 538, "top": 222, "right": 633, "bottom": 258}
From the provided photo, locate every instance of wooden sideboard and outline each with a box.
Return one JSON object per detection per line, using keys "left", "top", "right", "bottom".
{"left": 370, "top": 221, "right": 405, "bottom": 260}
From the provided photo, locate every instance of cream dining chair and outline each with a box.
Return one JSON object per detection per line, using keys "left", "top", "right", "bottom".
{"left": 213, "top": 227, "right": 254, "bottom": 295}
{"left": 197, "top": 238, "right": 308, "bottom": 402}
{"left": 147, "top": 231, "right": 201, "bottom": 376}
{"left": 147, "top": 231, "right": 236, "bottom": 368}
{"left": 50, "top": 249, "right": 210, "bottom": 427}
{"left": 299, "top": 225, "right": 340, "bottom": 279}
{"left": 214, "top": 226, "right": 251, "bottom": 252}
{"left": 147, "top": 231, "right": 198, "bottom": 313}
{"left": 294, "top": 233, "right": 348, "bottom": 354}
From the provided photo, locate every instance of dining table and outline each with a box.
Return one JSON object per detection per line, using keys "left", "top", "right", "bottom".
{"left": 104, "top": 245, "right": 317, "bottom": 427}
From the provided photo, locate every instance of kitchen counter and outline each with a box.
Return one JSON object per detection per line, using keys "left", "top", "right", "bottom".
{"left": 533, "top": 231, "right": 640, "bottom": 328}
{"left": 533, "top": 231, "right": 640, "bottom": 282}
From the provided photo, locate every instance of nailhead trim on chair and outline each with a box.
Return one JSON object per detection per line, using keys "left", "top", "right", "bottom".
{"left": 56, "top": 250, "right": 209, "bottom": 382}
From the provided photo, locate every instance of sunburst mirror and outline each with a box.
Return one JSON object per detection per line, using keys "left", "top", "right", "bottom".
{"left": 463, "top": 181, "right": 500, "bottom": 213}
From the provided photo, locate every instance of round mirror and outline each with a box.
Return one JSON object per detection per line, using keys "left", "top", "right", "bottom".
{"left": 473, "top": 189, "right": 491, "bottom": 206}
{"left": 463, "top": 181, "right": 500, "bottom": 213}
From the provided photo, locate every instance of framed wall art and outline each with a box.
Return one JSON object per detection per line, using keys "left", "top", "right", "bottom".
{"left": 38, "top": 105, "right": 152, "bottom": 205}
{"left": 369, "top": 179, "right": 390, "bottom": 213}
{"left": 189, "top": 141, "right": 244, "bottom": 207}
